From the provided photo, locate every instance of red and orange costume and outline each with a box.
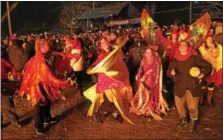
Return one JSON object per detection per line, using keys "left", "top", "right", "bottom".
{"left": 18, "top": 52, "right": 69, "bottom": 106}
{"left": 130, "top": 48, "right": 168, "bottom": 120}
{"left": 54, "top": 39, "right": 83, "bottom": 79}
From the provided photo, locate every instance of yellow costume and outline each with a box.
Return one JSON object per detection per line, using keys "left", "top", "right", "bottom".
{"left": 83, "top": 39, "right": 133, "bottom": 124}
{"left": 199, "top": 43, "right": 222, "bottom": 72}
{"left": 199, "top": 43, "right": 222, "bottom": 86}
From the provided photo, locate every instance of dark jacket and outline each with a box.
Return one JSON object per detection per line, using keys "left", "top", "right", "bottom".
{"left": 18, "top": 41, "right": 35, "bottom": 71}
{"left": 8, "top": 46, "right": 24, "bottom": 72}
{"left": 167, "top": 55, "right": 212, "bottom": 98}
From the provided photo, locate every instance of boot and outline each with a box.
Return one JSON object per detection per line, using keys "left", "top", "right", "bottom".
{"left": 94, "top": 110, "right": 104, "bottom": 124}
{"left": 199, "top": 97, "right": 205, "bottom": 107}
{"left": 177, "top": 117, "right": 188, "bottom": 128}
{"left": 207, "top": 89, "right": 214, "bottom": 107}
{"left": 189, "top": 119, "right": 198, "bottom": 132}
{"left": 111, "top": 112, "right": 123, "bottom": 124}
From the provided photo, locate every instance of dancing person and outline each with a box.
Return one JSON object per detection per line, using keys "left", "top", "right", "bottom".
{"left": 83, "top": 37, "right": 133, "bottom": 124}
{"left": 167, "top": 40, "right": 212, "bottom": 132}
{"left": 17, "top": 39, "right": 70, "bottom": 134}
{"left": 130, "top": 46, "right": 168, "bottom": 121}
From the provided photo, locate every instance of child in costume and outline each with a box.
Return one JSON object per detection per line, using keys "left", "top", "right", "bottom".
{"left": 17, "top": 39, "right": 70, "bottom": 134}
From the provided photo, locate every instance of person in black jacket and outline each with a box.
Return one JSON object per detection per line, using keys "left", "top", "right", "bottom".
{"left": 167, "top": 40, "right": 212, "bottom": 132}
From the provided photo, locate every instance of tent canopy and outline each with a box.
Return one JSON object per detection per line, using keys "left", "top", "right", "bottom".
{"left": 76, "top": 3, "right": 129, "bottom": 20}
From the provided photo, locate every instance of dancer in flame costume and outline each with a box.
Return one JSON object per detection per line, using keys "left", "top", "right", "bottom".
{"left": 130, "top": 47, "right": 169, "bottom": 120}
{"left": 17, "top": 39, "right": 71, "bottom": 134}
{"left": 83, "top": 37, "right": 133, "bottom": 124}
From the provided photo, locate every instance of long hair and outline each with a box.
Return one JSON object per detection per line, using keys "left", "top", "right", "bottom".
{"left": 142, "top": 47, "right": 156, "bottom": 66}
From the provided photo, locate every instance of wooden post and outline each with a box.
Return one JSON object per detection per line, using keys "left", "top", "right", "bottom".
{"left": 70, "top": 15, "right": 73, "bottom": 34}
{"left": 6, "top": 1, "right": 12, "bottom": 36}
{"left": 189, "top": 1, "right": 192, "bottom": 23}
{"left": 93, "top": 1, "right": 95, "bottom": 9}
{"left": 86, "top": 19, "right": 89, "bottom": 33}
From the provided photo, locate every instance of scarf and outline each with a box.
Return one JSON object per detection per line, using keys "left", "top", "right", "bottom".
{"left": 174, "top": 47, "right": 194, "bottom": 61}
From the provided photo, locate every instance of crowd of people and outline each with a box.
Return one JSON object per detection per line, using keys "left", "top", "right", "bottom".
{"left": 1, "top": 15, "right": 222, "bottom": 135}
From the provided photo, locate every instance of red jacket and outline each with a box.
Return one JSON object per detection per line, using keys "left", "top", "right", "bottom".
{"left": 1, "top": 58, "right": 16, "bottom": 80}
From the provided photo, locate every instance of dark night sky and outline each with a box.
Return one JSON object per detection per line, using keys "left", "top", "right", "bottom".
{"left": 1, "top": 1, "right": 191, "bottom": 34}
{"left": 1, "top": 1, "right": 63, "bottom": 33}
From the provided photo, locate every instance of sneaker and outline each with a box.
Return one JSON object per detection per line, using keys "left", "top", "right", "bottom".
{"left": 177, "top": 117, "right": 188, "bottom": 128}
{"left": 35, "top": 127, "right": 45, "bottom": 135}
{"left": 94, "top": 111, "right": 103, "bottom": 124}
{"left": 44, "top": 117, "right": 58, "bottom": 125}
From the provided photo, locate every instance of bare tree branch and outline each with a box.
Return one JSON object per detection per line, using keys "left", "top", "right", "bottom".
{"left": 205, "top": 1, "right": 223, "bottom": 9}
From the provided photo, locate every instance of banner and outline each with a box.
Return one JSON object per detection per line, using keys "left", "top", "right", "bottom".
{"left": 141, "top": 9, "right": 156, "bottom": 44}
{"left": 108, "top": 20, "right": 129, "bottom": 26}
{"left": 189, "top": 12, "right": 211, "bottom": 45}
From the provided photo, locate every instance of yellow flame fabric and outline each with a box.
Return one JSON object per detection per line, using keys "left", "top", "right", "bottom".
{"left": 83, "top": 38, "right": 134, "bottom": 124}
{"left": 189, "top": 12, "right": 211, "bottom": 45}
{"left": 141, "top": 9, "right": 155, "bottom": 44}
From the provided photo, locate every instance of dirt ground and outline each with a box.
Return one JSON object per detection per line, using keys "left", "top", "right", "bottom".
{"left": 1, "top": 85, "right": 222, "bottom": 140}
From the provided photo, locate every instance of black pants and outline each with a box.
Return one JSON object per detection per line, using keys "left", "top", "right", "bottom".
{"left": 74, "top": 71, "right": 85, "bottom": 88}
{"left": 35, "top": 100, "right": 51, "bottom": 129}
{"left": 35, "top": 83, "right": 52, "bottom": 129}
